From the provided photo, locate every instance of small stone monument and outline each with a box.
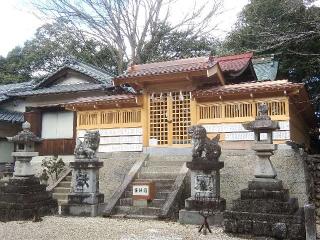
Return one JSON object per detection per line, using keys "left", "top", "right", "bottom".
{"left": 224, "top": 103, "right": 306, "bottom": 239}
{"left": 0, "top": 121, "right": 57, "bottom": 221}
{"left": 179, "top": 125, "right": 226, "bottom": 225}
{"left": 62, "top": 130, "right": 104, "bottom": 216}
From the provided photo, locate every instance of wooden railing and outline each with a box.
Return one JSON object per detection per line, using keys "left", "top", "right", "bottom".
{"left": 198, "top": 98, "right": 289, "bottom": 123}
{"left": 78, "top": 108, "right": 142, "bottom": 129}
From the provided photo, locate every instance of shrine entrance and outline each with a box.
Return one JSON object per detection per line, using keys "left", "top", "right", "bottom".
{"left": 149, "top": 91, "right": 191, "bottom": 146}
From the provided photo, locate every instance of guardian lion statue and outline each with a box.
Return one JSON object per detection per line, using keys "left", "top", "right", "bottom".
{"left": 74, "top": 130, "right": 100, "bottom": 159}
{"left": 188, "top": 125, "right": 221, "bottom": 162}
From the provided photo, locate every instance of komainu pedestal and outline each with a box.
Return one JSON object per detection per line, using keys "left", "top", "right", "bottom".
{"left": 179, "top": 125, "right": 226, "bottom": 225}
{"left": 224, "top": 103, "right": 305, "bottom": 239}
{"left": 62, "top": 130, "right": 104, "bottom": 217}
{"left": 0, "top": 122, "right": 57, "bottom": 221}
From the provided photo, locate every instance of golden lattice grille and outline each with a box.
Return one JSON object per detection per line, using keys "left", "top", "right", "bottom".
{"left": 172, "top": 91, "right": 191, "bottom": 144}
{"left": 149, "top": 91, "right": 191, "bottom": 146}
{"left": 77, "top": 108, "right": 141, "bottom": 128}
{"left": 149, "top": 93, "right": 169, "bottom": 145}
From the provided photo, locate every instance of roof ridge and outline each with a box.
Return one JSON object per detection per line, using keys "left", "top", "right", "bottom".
{"left": 216, "top": 52, "right": 253, "bottom": 62}
{"left": 129, "top": 56, "right": 210, "bottom": 69}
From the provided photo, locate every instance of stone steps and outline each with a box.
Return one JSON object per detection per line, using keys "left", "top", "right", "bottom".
{"left": 124, "top": 190, "right": 171, "bottom": 199}
{"left": 54, "top": 187, "right": 71, "bottom": 194}
{"left": 115, "top": 206, "right": 161, "bottom": 216}
{"left": 51, "top": 173, "right": 72, "bottom": 206}
{"left": 57, "top": 181, "right": 71, "bottom": 188}
{"left": 112, "top": 154, "right": 186, "bottom": 219}
{"left": 145, "top": 160, "right": 187, "bottom": 167}
{"left": 52, "top": 193, "right": 68, "bottom": 201}
{"left": 119, "top": 198, "right": 166, "bottom": 207}
{"left": 148, "top": 155, "right": 191, "bottom": 162}
{"left": 126, "top": 180, "right": 174, "bottom": 192}
{"left": 137, "top": 172, "right": 179, "bottom": 179}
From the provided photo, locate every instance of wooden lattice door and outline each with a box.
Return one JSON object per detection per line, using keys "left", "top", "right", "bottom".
{"left": 172, "top": 91, "right": 191, "bottom": 145}
{"left": 149, "top": 91, "right": 191, "bottom": 146}
{"left": 149, "top": 93, "right": 169, "bottom": 145}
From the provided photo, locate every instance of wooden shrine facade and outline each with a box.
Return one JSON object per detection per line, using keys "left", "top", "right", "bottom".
{"left": 65, "top": 53, "right": 315, "bottom": 152}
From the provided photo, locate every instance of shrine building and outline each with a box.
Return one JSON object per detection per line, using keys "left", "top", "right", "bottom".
{"left": 61, "top": 52, "right": 315, "bottom": 153}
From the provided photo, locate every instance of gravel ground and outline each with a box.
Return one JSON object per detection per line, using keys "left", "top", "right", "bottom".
{"left": 0, "top": 216, "right": 252, "bottom": 240}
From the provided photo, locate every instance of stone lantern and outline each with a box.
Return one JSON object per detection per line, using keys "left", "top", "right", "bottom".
{"left": 7, "top": 121, "right": 42, "bottom": 177}
{"left": 242, "top": 103, "right": 282, "bottom": 190}
{"left": 0, "top": 121, "right": 57, "bottom": 221}
{"left": 224, "top": 103, "right": 306, "bottom": 239}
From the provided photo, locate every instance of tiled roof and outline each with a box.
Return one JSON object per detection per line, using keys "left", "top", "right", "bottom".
{"left": 194, "top": 79, "right": 303, "bottom": 97}
{"left": 63, "top": 94, "right": 137, "bottom": 106}
{"left": 36, "top": 59, "right": 113, "bottom": 88}
{"left": 217, "top": 52, "right": 253, "bottom": 73}
{"left": 253, "top": 57, "right": 279, "bottom": 81}
{"left": 0, "top": 81, "right": 35, "bottom": 103}
{"left": 0, "top": 109, "right": 24, "bottom": 123}
{"left": 7, "top": 83, "right": 105, "bottom": 97}
{"left": 116, "top": 52, "right": 253, "bottom": 79}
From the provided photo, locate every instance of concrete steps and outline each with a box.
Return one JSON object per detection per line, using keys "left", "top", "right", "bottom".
{"left": 115, "top": 206, "right": 161, "bottom": 216}
{"left": 51, "top": 172, "right": 72, "bottom": 206}
{"left": 120, "top": 198, "right": 165, "bottom": 207}
{"left": 113, "top": 154, "right": 187, "bottom": 219}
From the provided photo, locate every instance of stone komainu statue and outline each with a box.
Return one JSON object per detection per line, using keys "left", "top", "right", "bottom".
{"left": 74, "top": 130, "right": 100, "bottom": 159}
{"left": 188, "top": 125, "right": 221, "bottom": 162}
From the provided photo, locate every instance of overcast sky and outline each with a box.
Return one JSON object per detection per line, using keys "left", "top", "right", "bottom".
{"left": 0, "top": 0, "right": 253, "bottom": 57}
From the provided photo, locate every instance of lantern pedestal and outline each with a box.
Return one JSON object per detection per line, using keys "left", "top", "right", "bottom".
{"left": 0, "top": 122, "right": 57, "bottom": 221}
{"left": 224, "top": 104, "right": 305, "bottom": 239}
{"left": 179, "top": 161, "right": 226, "bottom": 225}
{"left": 61, "top": 159, "right": 105, "bottom": 217}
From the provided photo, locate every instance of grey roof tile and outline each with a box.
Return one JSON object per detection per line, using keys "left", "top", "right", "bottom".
{"left": 36, "top": 59, "right": 113, "bottom": 88}
{"left": 0, "top": 109, "right": 24, "bottom": 123}
{"left": 8, "top": 83, "right": 105, "bottom": 97}
{"left": 0, "top": 81, "right": 34, "bottom": 103}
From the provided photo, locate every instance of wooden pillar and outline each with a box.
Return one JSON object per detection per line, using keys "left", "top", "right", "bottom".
{"left": 141, "top": 94, "right": 149, "bottom": 147}
{"left": 190, "top": 97, "right": 197, "bottom": 125}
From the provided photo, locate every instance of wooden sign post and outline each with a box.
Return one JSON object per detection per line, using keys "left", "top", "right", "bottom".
{"left": 132, "top": 180, "right": 156, "bottom": 207}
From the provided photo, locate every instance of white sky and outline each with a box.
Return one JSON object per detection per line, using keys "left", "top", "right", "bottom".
{"left": 0, "top": 0, "right": 318, "bottom": 58}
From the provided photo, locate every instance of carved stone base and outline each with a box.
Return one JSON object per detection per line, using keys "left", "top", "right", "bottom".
{"left": 62, "top": 192, "right": 104, "bottom": 217}
{"left": 185, "top": 197, "right": 226, "bottom": 211}
{"left": 248, "top": 178, "right": 283, "bottom": 191}
{"left": 179, "top": 209, "right": 224, "bottom": 225}
{"left": 61, "top": 203, "right": 105, "bottom": 217}
{"left": 0, "top": 177, "right": 57, "bottom": 221}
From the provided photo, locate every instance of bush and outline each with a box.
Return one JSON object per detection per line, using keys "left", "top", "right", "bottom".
{"left": 41, "top": 155, "right": 65, "bottom": 180}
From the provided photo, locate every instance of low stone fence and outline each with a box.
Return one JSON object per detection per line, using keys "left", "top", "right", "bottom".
{"left": 304, "top": 154, "right": 320, "bottom": 219}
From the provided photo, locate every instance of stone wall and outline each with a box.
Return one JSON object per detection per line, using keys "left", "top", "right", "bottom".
{"left": 220, "top": 149, "right": 309, "bottom": 208}
{"left": 304, "top": 154, "right": 320, "bottom": 218}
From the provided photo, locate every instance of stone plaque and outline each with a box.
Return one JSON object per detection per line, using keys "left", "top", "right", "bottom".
{"left": 194, "top": 175, "right": 215, "bottom": 192}
{"left": 75, "top": 170, "right": 90, "bottom": 192}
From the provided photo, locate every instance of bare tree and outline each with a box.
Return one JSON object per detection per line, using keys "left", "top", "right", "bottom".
{"left": 32, "top": 0, "right": 222, "bottom": 73}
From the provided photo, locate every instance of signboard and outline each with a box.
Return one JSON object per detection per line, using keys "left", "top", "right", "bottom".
{"left": 132, "top": 181, "right": 156, "bottom": 200}
{"left": 133, "top": 185, "right": 149, "bottom": 196}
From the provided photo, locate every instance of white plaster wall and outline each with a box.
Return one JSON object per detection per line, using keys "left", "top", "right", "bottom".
{"left": 0, "top": 140, "right": 14, "bottom": 163}
{"left": 77, "top": 127, "right": 143, "bottom": 152}
{"left": 203, "top": 121, "right": 290, "bottom": 141}
{"left": 54, "top": 73, "right": 90, "bottom": 86}
{"left": 1, "top": 99, "right": 26, "bottom": 112}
